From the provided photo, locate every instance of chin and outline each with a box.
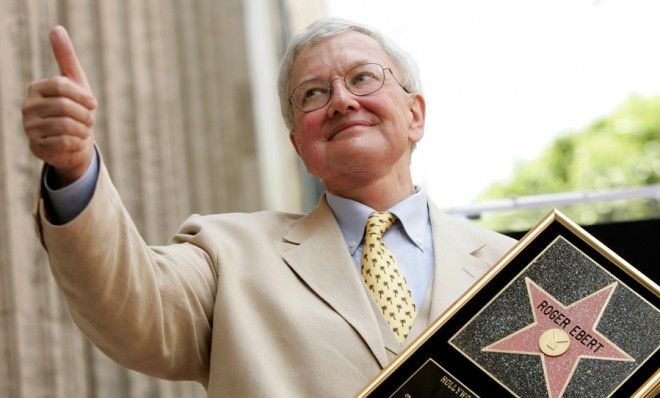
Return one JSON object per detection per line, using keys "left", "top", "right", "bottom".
{"left": 332, "top": 138, "right": 387, "bottom": 159}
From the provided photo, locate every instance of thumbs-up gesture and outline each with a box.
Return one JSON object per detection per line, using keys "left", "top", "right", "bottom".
{"left": 22, "top": 26, "right": 97, "bottom": 187}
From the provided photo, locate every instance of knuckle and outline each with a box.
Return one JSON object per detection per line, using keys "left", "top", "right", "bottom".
{"left": 52, "top": 118, "right": 72, "bottom": 133}
{"left": 21, "top": 103, "right": 30, "bottom": 117}
{"left": 33, "top": 135, "right": 67, "bottom": 155}
{"left": 52, "top": 97, "right": 69, "bottom": 114}
{"left": 22, "top": 119, "right": 36, "bottom": 132}
{"left": 23, "top": 115, "right": 45, "bottom": 132}
{"left": 59, "top": 118, "right": 88, "bottom": 137}
{"left": 35, "top": 118, "right": 63, "bottom": 135}
{"left": 52, "top": 75, "right": 67, "bottom": 85}
{"left": 51, "top": 76, "right": 70, "bottom": 92}
{"left": 26, "top": 79, "right": 44, "bottom": 96}
{"left": 22, "top": 97, "right": 38, "bottom": 115}
{"left": 21, "top": 98, "right": 40, "bottom": 115}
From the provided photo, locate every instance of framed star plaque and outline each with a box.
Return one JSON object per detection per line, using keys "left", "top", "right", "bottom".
{"left": 357, "top": 209, "right": 659, "bottom": 398}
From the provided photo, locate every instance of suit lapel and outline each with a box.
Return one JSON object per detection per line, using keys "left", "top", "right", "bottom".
{"left": 428, "top": 204, "right": 490, "bottom": 320}
{"left": 282, "top": 198, "right": 390, "bottom": 368}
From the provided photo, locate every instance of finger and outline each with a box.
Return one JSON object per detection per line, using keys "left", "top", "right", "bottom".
{"left": 30, "top": 76, "right": 96, "bottom": 110}
{"left": 50, "top": 25, "right": 90, "bottom": 88}
{"left": 23, "top": 96, "right": 95, "bottom": 127}
{"left": 24, "top": 116, "right": 92, "bottom": 140}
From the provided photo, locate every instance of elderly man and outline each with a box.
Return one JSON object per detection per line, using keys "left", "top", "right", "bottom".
{"left": 22, "top": 18, "right": 514, "bottom": 397}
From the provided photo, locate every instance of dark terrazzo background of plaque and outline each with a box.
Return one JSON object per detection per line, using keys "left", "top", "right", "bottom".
{"left": 450, "top": 237, "right": 660, "bottom": 398}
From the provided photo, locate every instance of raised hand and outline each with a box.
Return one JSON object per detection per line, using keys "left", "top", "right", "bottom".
{"left": 22, "top": 25, "right": 97, "bottom": 187}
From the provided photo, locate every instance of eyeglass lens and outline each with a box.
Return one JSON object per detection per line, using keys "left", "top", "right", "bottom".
{"left": 291, "top": 63, "right": 386, "bottom": 112}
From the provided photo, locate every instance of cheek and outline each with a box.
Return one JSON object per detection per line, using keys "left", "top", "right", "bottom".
{"left": 297, "top": 112, "right": 325, "bottom": 139}
{"left": 362, "top": 94, "right": 407, "bottom": 126}
{"left": 292, "top": 113, "right": 325, "bottom": 161}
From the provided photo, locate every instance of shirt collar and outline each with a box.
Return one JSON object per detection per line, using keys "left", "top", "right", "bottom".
{"left": 325, "top": 187, "right": 429, "bottom": 254}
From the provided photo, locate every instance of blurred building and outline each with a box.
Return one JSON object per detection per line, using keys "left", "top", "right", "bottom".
{"left": 0, "top": 0, "right": 324, "bottom": 396}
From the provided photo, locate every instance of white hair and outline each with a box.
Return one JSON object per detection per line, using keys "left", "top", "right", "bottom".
{"left": 277, "top": 17, "right": 422, "bottom": 130}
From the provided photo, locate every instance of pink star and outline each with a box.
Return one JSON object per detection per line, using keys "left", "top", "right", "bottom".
{"left": 483, "top": 278, "right": 633, "bottom": 398}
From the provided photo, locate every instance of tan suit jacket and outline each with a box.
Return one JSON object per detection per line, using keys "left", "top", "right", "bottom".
{"left": 35, "top": 163, "right": 515, "bottom": 397}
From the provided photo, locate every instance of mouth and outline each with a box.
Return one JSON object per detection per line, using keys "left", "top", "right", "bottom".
{"left": 326, "top": 120, "right": 373, "bottom": 140}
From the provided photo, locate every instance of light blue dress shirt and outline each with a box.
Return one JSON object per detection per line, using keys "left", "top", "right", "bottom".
{"left": 326, "top": 190, "right": 434, "bottom": 308}
{"left": 44, "top": 150, "right": 100, "bottom": 224}
{"left": 44, "top": 152, "right": 435, "bottom": 306}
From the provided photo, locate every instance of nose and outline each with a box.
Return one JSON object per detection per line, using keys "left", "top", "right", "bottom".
{"left": 326, "top": 79, "right": 360, "bottom": 118}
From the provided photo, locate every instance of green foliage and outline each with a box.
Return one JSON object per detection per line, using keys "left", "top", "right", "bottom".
{"left": 478, "top": 95, "right": 660, "bottom": 232}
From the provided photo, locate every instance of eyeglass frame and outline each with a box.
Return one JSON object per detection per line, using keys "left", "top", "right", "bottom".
{"left": 288, "top": 62, "right": 410, "bottom": 113}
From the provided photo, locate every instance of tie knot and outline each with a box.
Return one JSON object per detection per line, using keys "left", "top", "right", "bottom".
{"left": 365, "top": 211, "right": 396, "bottom": 238}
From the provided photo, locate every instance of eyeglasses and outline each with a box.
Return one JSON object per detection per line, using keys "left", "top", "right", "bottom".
{"left": 289, "top": 63, "right": 409, "bottom": 113}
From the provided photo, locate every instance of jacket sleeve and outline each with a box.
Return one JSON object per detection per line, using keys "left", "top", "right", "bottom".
{"left": 34, "top": 161, "right": 217, "bottom": 386}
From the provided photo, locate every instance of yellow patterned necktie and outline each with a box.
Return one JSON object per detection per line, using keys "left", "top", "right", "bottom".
{"left": 361, "top": 211, "right": 417, "bottom": 344}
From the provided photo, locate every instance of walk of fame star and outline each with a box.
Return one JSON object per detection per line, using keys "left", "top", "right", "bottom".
{"left": 482, "top": 278, "right": 634, "bottom": 398}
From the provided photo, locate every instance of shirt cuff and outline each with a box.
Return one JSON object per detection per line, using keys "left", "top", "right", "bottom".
{"left": 43, "top": 150, "right": 100, "bottom": 224}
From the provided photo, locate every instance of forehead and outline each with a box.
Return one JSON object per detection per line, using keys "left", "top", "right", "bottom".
{"left": 290, "top": 31, "right": 394, "bottom": 85}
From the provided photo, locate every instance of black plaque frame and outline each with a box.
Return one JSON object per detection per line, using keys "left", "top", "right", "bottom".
{"left": 357, "top": 210, "right": 659, "bottom": 398}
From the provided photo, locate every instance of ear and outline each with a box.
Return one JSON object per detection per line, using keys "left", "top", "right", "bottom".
{"left": 407, "top": 93, "right": 426, "bottom": 144}
{"left": 289, "top": 129, "right": 302, "bottom": 157}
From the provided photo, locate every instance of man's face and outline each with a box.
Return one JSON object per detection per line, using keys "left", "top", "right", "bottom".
{"left": 288, "top": 31, "right": 425, "bottom": 194}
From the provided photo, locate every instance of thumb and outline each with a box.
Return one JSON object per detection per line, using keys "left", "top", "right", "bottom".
{"left": 50, "top": 25, "right": 90, "bottom": 89}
